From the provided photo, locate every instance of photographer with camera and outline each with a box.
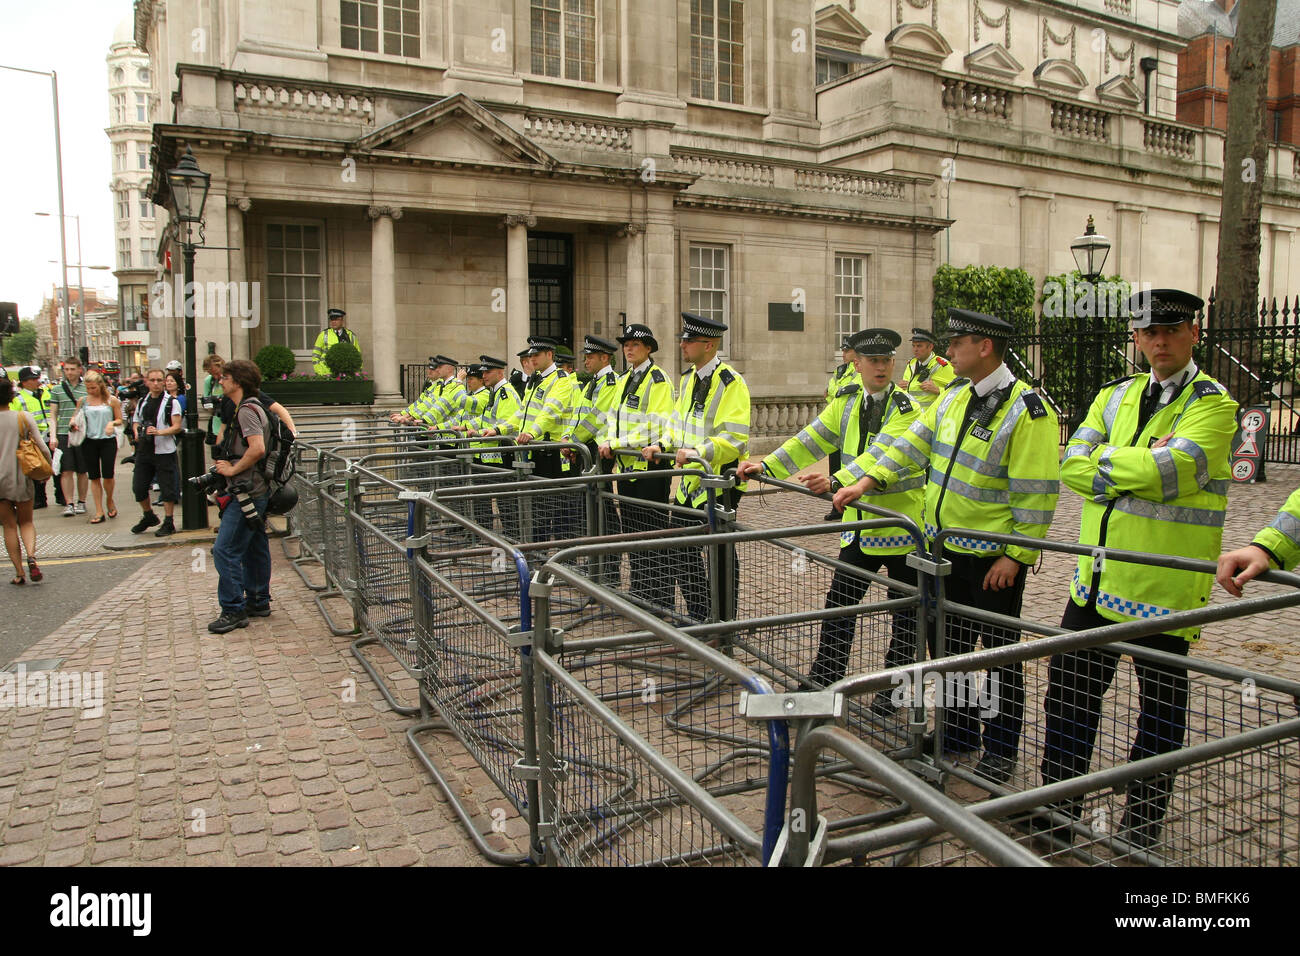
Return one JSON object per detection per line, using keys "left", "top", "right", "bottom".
{"left": 207, "top": 359, "right": 273, "bottom": 634}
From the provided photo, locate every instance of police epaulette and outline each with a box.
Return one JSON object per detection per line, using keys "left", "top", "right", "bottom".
{"left": 891, "top": 391, "right": 914, "bottom": 412}
{"left": 557, "top": 369, "right": 568, "bottom": 378}
{"left": 719, "top": 368, "right": 735, "bottom": 386}
{"left": 936, "top": 357, "right": 949, "bottom": 366}
{"left": 836, "top": 363, "right": 849, "bottom": 376}
{"left": 1102, "top": 373, "right": 1141, "bottom": 390}
{"left": 650, "top": 368, "right": 666, "bottom": 384}
{"left": 836, "top": 383, "right": 861, "bottom": 398}
{"left": 1021, "top": 392, "right": 1048, "bottom": 420}
{"left": 1193, "top": 380, "right": 1222, "bottom": 398}
{"left": 946, "top": 377, "right": 969, "bottom": 390}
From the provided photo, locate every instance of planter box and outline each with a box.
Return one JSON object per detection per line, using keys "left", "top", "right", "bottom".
{"left": 263, "top": 379, "right": 374, "bottom": 406}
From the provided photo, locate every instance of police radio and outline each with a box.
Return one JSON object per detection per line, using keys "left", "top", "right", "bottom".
{"left": 911, "top": 361, "right": 931, "bottom": 384}
{"left": 968, "top": 384, "right": 1014, "bottom": 442}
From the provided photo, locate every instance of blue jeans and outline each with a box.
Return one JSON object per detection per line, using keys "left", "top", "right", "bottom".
{"left": 214, "top": 494, "right": 271, "bottom": 614}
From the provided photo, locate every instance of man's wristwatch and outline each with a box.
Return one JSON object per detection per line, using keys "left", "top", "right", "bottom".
{"left": 829, "top": 477, "right": 842, "bottom": 493}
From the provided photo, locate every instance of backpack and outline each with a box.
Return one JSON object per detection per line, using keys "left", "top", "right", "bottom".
{"left": 223, "top": 395, "right": 297, "bottom": 487}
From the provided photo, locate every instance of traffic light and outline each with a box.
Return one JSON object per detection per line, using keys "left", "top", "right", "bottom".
{"left": 0, "top": 302, "right": 17, "bottom": 335}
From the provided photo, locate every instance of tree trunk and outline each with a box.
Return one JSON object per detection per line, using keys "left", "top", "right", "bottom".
{"left": 1214, "top": 0, "right": 1278, "bottom": 314}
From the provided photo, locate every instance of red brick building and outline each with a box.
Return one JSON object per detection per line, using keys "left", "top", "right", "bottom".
{"left": 1178, "top": 0, "right": 1300, "bottom": 144}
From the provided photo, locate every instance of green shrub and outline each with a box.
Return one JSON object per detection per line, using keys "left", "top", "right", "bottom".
{"left": 932, "top": 264, "right": 1036, "bottom": 335}
{"left": 254, "top": 345, "right": 296, "bottom": 379}
{"left": 324, "top": 341, "right": 363, "bottom": 376}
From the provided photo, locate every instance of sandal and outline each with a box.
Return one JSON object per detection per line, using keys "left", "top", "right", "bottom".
{"left": 90, "top": 515, "right": 106, "bottom": 524}
{"left": 10, "top": 575, "right": 24, "bottom": 586}
{"left": 107, "top": 508, "right": 118, "bottom": 519}
{"left": 27, "top": 559, "right": 42, "bottom": 583}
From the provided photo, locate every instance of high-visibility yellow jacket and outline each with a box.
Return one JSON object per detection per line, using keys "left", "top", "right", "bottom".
{"left": 764, "top": 381, "right": 923, "bottom": 555}
{"left": 448, "top": 387, "right": 489, "bottom": 429}
{"left": 861, "top": 372, "right": 1060, "bottom": 564}
{"left": 670, "top": 361, "right": 750, "bottom": 508}
{"left": 1062, "top": 370, "right": 1238, "bottom": 639}
{"left": 902, "top": 354, "right": 956, "bottom": 410}
{"left": 568, "top": 367, "right": 619, "bottom": 446}
{"left": 824, "top": 362, "right": 861, "bottom": 405}
{"left": 1254, "top": 486, "right": 1300, "bottom": 571}
{"left": 418, "top": 378, "right": 467, "bottom": 427}
{"left": 599, "top": 362, "right": 675, "bottom": 473}
{"left": 311, "top": 327, "right": 362, "bottom": 375}
{"left": 12, "top": 387, "right": 53, "bottom": 437}
{"left": 404, "top": 377, "right": 445, "bottom": 419}
{"left": 467, "top": 381, "right": 521, "bottom": 464}
{"left": 501, "top": 364, "right": 576, "bottom": 442}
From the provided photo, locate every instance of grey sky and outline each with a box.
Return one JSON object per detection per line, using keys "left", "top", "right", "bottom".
{"left": 0, "top": 0, "right": 128, "bottom": 321}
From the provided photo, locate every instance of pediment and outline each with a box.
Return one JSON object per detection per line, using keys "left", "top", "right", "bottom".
{"left": 1097, "top": 75, "right": 1143, "bottom": 109}
{"left": 965, "top": 43, "right": 1024, "bottom": 81}
{"left": 816, "top": 5, "right": 871, "bottom": 51}
{"left": 885, "top": 23, "right": 953, "bottom": 68}
{"left": 355, "top": 93, "right": 557, "bottom": 168}
{"left": 1033, "top": 58, "right": 1088, "bottom": 95}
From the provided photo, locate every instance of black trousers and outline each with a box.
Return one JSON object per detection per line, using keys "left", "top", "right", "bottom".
{"left": 664, "top": 486, "right": 742, "bottom": 623}
{"left": 617, "top": 463, "right": 671, "bottom": 603}
{"left": 938, "top": 551, "right": 1028, "bottom": 759}
{"left": 1041, "top": 600, "right": 1190, "bottom": 835}
{"left": 590, "top": 447, "right": 621, "bottom": 586}
{"left": 808, "top": 544, "right": 918, "bottom": 687}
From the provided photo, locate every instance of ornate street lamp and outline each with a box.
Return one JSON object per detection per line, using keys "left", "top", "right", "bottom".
{"left": 164, "top": 146, "right": 211, "bottom": 531}
{"left": 1070, "top": 215, "right": 1111, "bottom": 282}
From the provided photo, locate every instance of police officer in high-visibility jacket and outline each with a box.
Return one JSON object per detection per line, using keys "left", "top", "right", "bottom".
{"left": 1217, "top": 486, "right": 1300, "bottom": 593}
{"left": 738, "top": 328, "right": 923, "bottom": 697}
{"left": 483, "top": 336, "right": 576, "bottom": 541}
{"left": 311, "top": 308, "right": 362, "bottom": 375}
{"left": 392, "top": 356, "right": 447, "bottom": 424}
{"left": 646, "top": 312, "right": 751, "bottom": 622}
{"left": 1040, "top": 288, "right": 1237, "bottom": 850}
{"left": 598, "top": 325, "right": 676, "bottom": 603}
{"left": 463, "top": 355, "right": 520, "bottom": 538}
{"left": 901, "top": 327, "right": 956, "bottom": 410}
{"left": 417, "top": 357, "right": 467, "bottom": 429}
{"left": 12, "top": 366, "right": 53, "bottom": 508}
{"left": 564, "top": 335, "right": 622, "bottom": 581}
{"left": 836, "top": 309, "right": 1060, "bottom": 785}
{"left": 821, "top": 337, "right": 861, "bottom": 521}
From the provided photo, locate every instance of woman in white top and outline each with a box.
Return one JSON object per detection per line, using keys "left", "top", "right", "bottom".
{"left": 79, "top": 371, "right": 124, "bottom": 523}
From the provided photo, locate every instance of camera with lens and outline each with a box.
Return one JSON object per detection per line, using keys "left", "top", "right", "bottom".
{"left": 189, "top": 467, "right": 227, "bottom": 494}
{"left": 190, "top": 465, "right": 262, "bottom": 528}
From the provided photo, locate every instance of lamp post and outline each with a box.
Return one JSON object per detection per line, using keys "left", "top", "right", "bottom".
{"left": 1069, "top": 216, "right": 1113, "bottom": 433}
{"left": 164, "top": 146, "right": 211, "bottom": 531}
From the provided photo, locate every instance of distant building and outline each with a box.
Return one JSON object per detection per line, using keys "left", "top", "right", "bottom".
{"left": 108, "top": 18, "right": 160, "bottom": 367}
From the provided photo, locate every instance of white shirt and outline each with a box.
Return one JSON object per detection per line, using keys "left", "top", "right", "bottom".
{"left": 970, "top": 362, "right": 1016, "bottom": 398}
{"left": 694, "top": 356, "right": 720, "bottom": 381}
{"left": 594, "top": 365, "right": 616, "bottom": 382}
{"left": 631, "top": 358, "right": 652, "bottom": 376}
{"left": 534, "top": 362, "right": 558, "bottom": 379}
{"left": 1149, "top": 358, "right": 1197, "bottom": 394}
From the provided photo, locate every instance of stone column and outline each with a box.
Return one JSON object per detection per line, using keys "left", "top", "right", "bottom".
{"left": 1114, "top": 203, "right": 1147, "bottom": 283}
{"left": 368, "top": 205, "right": 403, "bottom": 402}
{"left": 503, "top": 214, "right": 535, "bottom": 353}
{"left": 227, "top": 197, "right": 252, "bottom": 360}
{"left": 643, "top": 210, "right": 677, "bottom": 379}
{"left": 1197, "top": 214, "right": 1219, "bottom": 302}
{"left": 1271, "top": 224, "right": 1294, "bottom": 298}
{"left": 1016, "top": 190, "right": 1053, "bottom": 295}
{"left": 620, "top": 222, "right": 645, "bottom": 332}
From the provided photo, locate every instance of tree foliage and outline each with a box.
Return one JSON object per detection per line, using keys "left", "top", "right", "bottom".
{"left": 931, "top": 264, "right": 1036, "bottom": 335}
{"left": 1, "top": 320, "right": 37, "bottom": 365}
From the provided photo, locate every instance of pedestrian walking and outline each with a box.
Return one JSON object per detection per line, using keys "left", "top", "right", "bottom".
{"left": 1039, "top": 289, "right": 1238, "bottom": 849}
{"left": 836, "top": 308, "right": 1060, "bottom": 785}
{"left": 0, "top": 375, "right": 52, "bottom": 584}
{"left": 48, "top": 355, "right": 89, "bottom": 516}
{"left": 130, "top": 369, "right": 182, "bottom": 537}
{"left": 79, "top": 370, "right": 124, "bottom": 523}
{"left": 10, "top": 367, "right": 52, "bottom": 509}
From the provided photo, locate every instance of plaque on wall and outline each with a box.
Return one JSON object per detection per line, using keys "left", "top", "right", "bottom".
{"left": 767, "top": 303, "right": 805, "bottom": 332}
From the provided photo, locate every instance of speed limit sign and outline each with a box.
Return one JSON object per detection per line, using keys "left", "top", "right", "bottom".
{"left": 1231, "top": 405, "right": 1269, "bottom": 483}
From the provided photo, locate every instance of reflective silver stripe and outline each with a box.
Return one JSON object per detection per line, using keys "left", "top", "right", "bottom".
{"left": 878, "top": 453, "right": 912, "bottom": 478}
{"left": 719, "top": 422, "right": 750, "bottom": 436}
{"left": 1167, "top": 436, "right": 1210, "bottom": 488}
{"left": 1093, "top": 447, "right": 1117, "bottom": 498}
{"left": 1072, "top": 426, "right": 1106, "bottom": 445}
{"left": 985, "top": 394, "right": 1028, "bottom": 466}
{"left": 1111, "top": 495, "right": 1225, "bottom": 528}
{"left": 1150, "top": 446, "right": 1181, "bottom": 502}
{"left": 1008, "top": 477, "right": 1059, "bottom": 495}
{"left": 933, "top": 440, "right": 1009, "bottom": 479}
{"left": 844, "top": 458, "right": 869, "bottom": 480}
{"left": 809, "top": 419, "right": 837, "bottom": 444}
{"left": 1063, "top": 444, "right": 1092, "bottom": 461}
{"left": 1011, "top": 507, "right": 1055, "bottom": 525}
{"left": 895, "top": 432, "right": 930, "bottom": 470}
{"left": 1205, "top": 479, "right": 1229, "bottom": 495}
{"left": 772, "top": 447, "right": 799, "bottom": 475}
{"left": 1102, "top": 379, "right": 1139, "bottom": 432}
{"left": 876, "top": 473, "right": 924, "bottom": 494}
{"left": 928, "top": 468, "right": 1009, "bottom": 504}
{"left": 1270, "top": 510, "right": 1300, "bottom": 546}
{"left": 699, "top": 439, "right": 716, "bottom": 461}
{"left": 839, "top": 399, "right": 856, "bottom": 446}
{"left": 795, "top": 431, "right": 823, "bottom": 459}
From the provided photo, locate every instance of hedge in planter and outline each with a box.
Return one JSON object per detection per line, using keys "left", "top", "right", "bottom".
{"left": 256, "top": 341, "right": 374, "bottom": 405}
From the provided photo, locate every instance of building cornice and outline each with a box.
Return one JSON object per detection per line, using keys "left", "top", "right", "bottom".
{"left": 674, "top": 192, "right": 951, "bottom": 232}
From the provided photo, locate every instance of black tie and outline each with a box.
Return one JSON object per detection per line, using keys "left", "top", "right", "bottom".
{"left": 1137, "top": 381, "right": 1167, "bottom": 434}
{"left": 692, "top": 371, "right": 712, "bottom": 409}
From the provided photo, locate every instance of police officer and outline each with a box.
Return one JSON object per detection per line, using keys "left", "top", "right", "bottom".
{"left": 599, "top": 325, "right": 675, "bottom": 603}
{"left": 1217, "top": 486, "right": 1300, "bottom": 592}
{"left": 12, "top": 367, "right": 53, "bottom": 508}
{"left": 392, "top": 357, "right": 440, "bottom": 423}
{"left": 394, "top": 356, "right": 462, "bottom": 426}
{"left": 464, "top": 355, "right": 521, "bottom": 538}
{"left": 1040, "top": 289, "right": 1237, "bottom": 849}
{"left": 483, "top": 336, "right": 576, "bottom": 541}
{"left": 312, "top": 308, "right": 361, "bottom": 374}
{"left": 902, "top": 327, "right": 956, "bottom": 410}
{"left": 417, "top": 356, "right": 468, "bottom": 430}
{"left": 738, "top": 328, "right": 923, "bottom": 698}
{"left": 837, "top": 309, "right": 1060, "bottom": 785}
{"left": 647, "top": 312, "right": 751, "bottom": 622}
{"left": 510, "top": 348, "right": 533, "bottom": 399}
{"left": 822, "top": 337, "right": 861, "bottom": 520}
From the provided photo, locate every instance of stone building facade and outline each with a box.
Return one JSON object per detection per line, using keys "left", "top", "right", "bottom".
{"left": 132, "top": 0, "right": 1300, "bottom": 424}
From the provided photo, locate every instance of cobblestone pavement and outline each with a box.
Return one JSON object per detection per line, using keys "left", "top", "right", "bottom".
{"left": 0, "top": 463, "right": 1296, "bottom": 866}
